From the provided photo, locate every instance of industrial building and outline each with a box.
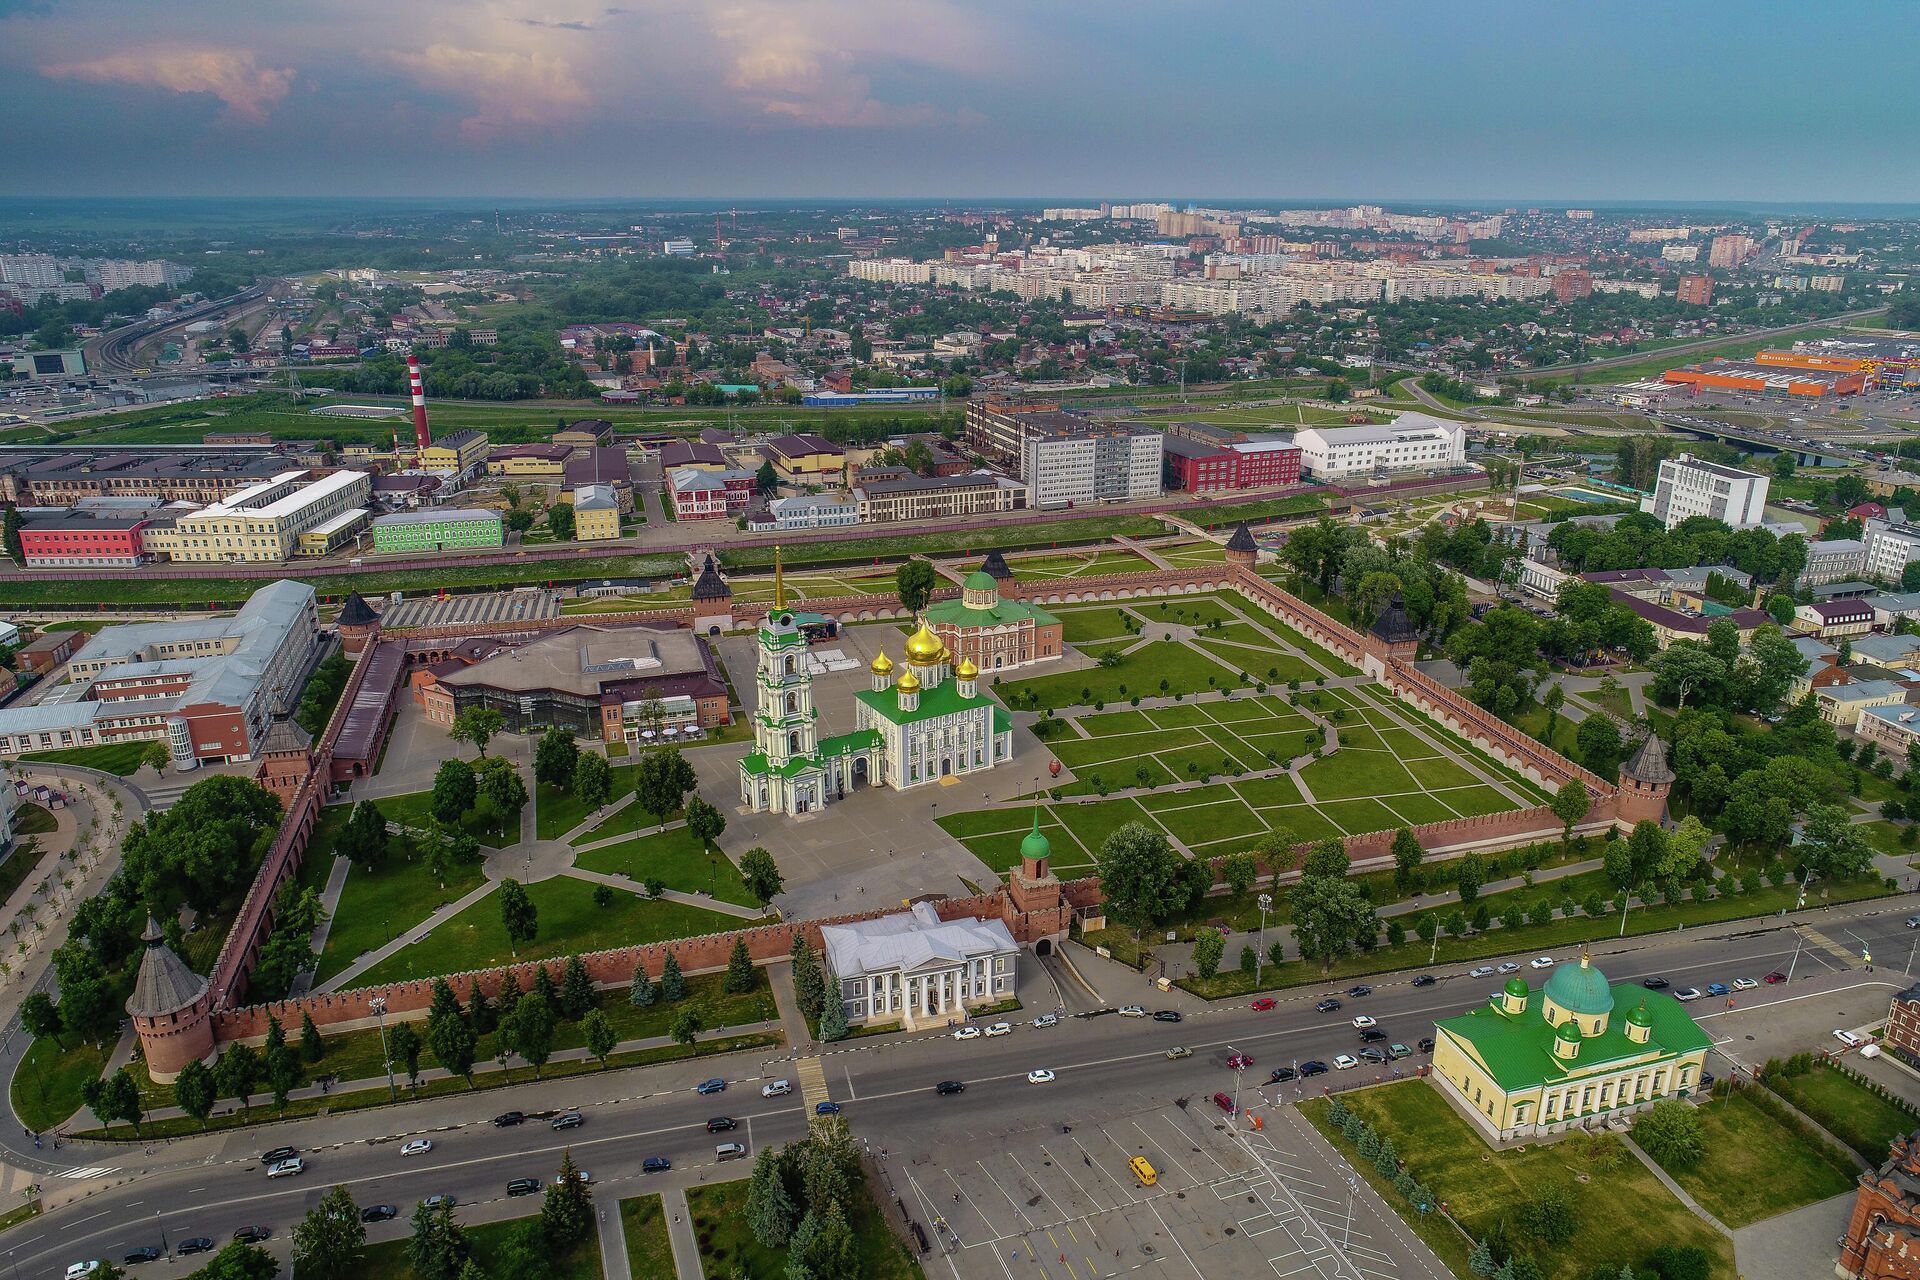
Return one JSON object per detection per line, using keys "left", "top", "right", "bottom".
{"left": 416, "top": 428, "right": 490, "bottom": 477}
{"left": 1, "top": 451, "right": 292, "bottom": 506}
{"left": 1661, "top": 358, "right": 1866, "bottom": 398}
{"left": 0, "top": 581, "right": 320, "bottom": 767}
{"left": 141, "top": 470, "right": 372, "bottom": 563}
{"left": 1161, "top": 436, "right": 1303, "bottom": 491}
{"left": 485, "top": 444, "right": 574, "bottom": 480}
{"left": 1291, "top": 414, "right": 1466, "bottom": 480}
{"left": 370, "top": 508, "right": 504, "bottom": 554}
{"left": 16, "top": 505, "right": 177, "bottom": 568}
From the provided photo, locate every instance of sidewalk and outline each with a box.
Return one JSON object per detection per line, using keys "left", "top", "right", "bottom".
{"left": 560, "top": 867, "right": 764, "bottom": 921}
{"left": 597, "top": 1190, "right": 632, "bottom": 1280}
{"left": 313, "top": 878, "right": 499, "bottom": 994}
{"left": 766, "top": 960, "right": 814, "bottom": 1052}
{"left": 662, "top": 1186, "right": 705, "bottom": 1280}
{"left": 1619, "top": 1131, "right": 1732, "bottom": 1237}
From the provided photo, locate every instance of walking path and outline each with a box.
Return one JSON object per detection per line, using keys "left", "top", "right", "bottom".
{"left": 766, "top": 960, "right": 814, "bottom": 1053}
{"left": 559, "top": 867, "right": 764, "bottom": 920}
{"left": 1619, "top": 1131, "right": 1732, "bottom": 1237}
{"left": 597, "top": 1194, "right": 631, "bottom": 1280}
{"left": 1113, "top": 533, "right": 1173, "bottom": 571}
{"left": 315, "top": 879, "right": 498, "bottom": 994}
{"left": 662, "top": 1187, "right": 705, "bottom": 1280}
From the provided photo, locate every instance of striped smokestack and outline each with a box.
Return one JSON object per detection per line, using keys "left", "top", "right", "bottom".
{"left": 407, "top": 354, "right": 430, "bottom": 451}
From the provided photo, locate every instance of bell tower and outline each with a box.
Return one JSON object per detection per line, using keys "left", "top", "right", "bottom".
{"left": 1001, "top": 813, "right": 1070, "bottom": 948}
{"left": 754, "top": 552, "right": 817, "bottom": 769}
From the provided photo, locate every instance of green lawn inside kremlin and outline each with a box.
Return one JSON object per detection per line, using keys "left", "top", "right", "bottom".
{"left": 572, "top": 824, "right": 761, "bottom": 906}
{"left": 1303, "top": 1082, "right": 1737, "bottom": 1280}
{"left": 17, "top": 740, "right": 154, "bottom": 775}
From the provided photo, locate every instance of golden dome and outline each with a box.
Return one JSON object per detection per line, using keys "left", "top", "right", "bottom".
{"left": 955, "top": 656, "right": 979, "bottom": 679}
{"left": 869, "top": 651, "right": 894, "bottom": 675}
{"left": 896, "top": 668, "right": 922, "bottom": 692}
{"left": 904, "top": 624, "right": 943, "bottom": 663}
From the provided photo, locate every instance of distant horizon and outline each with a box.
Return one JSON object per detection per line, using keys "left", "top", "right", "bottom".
{"left": 6, "top": 2, "right": 1918, "bottom": 204}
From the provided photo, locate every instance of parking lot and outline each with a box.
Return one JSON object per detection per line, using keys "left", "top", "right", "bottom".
{"left": 880, "top": 1087, "right": 1449, "bottom": 1280}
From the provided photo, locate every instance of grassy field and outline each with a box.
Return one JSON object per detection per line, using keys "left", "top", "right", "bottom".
{"left": 372, "top": 787, "right": 515, "bottom": 846}
{"left": 572, "top": 825, "right": 760, "bottom": 906}
{"left": 1651, "top": 1087, "right": 1857, "bottom": 1227}
{"left": 684, "top": 1175, "right": 922, "bottom": 1280}
{"left": 359, "top": 1212, "right": 602, "bottom": 1280}
{"left": 1187, "top": 492, "right": 1332, "bottom": 529}
{"left": 18, "top": 741, "right": 153, "bottom": 775}
{"left": 312, "top": 837, "right": 490, "bottom": 984}
{"left": 355, "top": 876, "right": 745, "bottom": 985}
{"left": 622, "top": 1195, "right": 676, "bottom": 1279}
{"left": 718, "top": 515, "right": 1168, "bottom": 571}
{"left": 535, "top": 762, "right": 640, "bottom": 839}
{"left": 1303, "top": 1083, "right": 1736, "bottom": 1280}
{"left": 12, "top": 1034, "right": 111, "bottom": 1131}
{"left": 994, "top": 548, "right": 1155, "bottom": 579}
{"left": 1766, "top": 1061, "right": 1920, "bottom": 1165}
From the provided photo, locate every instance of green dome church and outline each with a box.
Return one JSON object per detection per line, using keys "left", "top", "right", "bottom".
{"left": 1430, "top": 952, "right": 1712, "bottom": 1145}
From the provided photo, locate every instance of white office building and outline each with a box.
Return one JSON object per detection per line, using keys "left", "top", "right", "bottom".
{"left": 1639, "top": 455, "right": 1769, "bottom": 531}
{"left": 1292, "top": 413, "right": 1467, "bottom": 480}
{"left": 1864, "top": 517, "right": 1920, "bottom": 583}
{"left": 821, "top": 901, "right": 1019, "bottom": 1030}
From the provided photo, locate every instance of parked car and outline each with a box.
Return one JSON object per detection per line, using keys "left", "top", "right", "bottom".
{"left": 261, "top": 1147, "right": 298, "bottom": 1164}
{"left": 1705, "top": 982, "right": 1730, "bottom": 997}
{"left": 1153, "top": 1010, "right": 1182, "bottom": 1023}
{"left": 122, "top": 1249, "right": 162, "bottom": 1267}
{"left": 552, "top": 1112, "right": 584, "bottom": 1130}
{"left": 1642, "top": 977, "right": 1669, "bottom": 990}
{"left": 507, "top": 1178, "right": 541, "bottom": 1196}
{"left": 1251, "top": 997, "right": 1277, "bottom": 1011}
{"left": 708, "top": 1116, "right": 738, "bottom": 1132}
{"left": 1027, "top": 1069, "right": 1057, "bottom": 1084}
{"left": 64, "top": 1266, "right": 100, "bottom": 1280}
{"left": 1032, "top": 1014, "right": 1059, "bottom": 1028}
{"left": 1387, "top": 1043, "right": 1413, "bottom": 1060}
{"left": 1417, "top": 1037, "right": 1435, "bottom": 1054}
{"left": 361, "top": 1205, "right": 399, "bottom": 1224}
{"left": 1346, "top": 985, "right": 1373, "bottom": 997}
{"left": 556, "top": 1170, "right": 593, "bottom": 1185}
{"left": 1315, "top": 999, "right": 1342, "bottom": 1013}
{"left": 953, "top": 1025, "right": 981, "bottom": 1041}
{"left": 1166, "top": 1046, "right": 1192, "bottom": 1060}
{"left": 1764, "top": 971, "right": 1788, "bottom": 984}
{"left": 1673, "top": 987, "right": 1702, "bottom": 1002}
{"left": 984, "top": 1021, "right": 1012, "bottom": 1037}
{"left": 1212, "top": 1092, "right": 1237, "bottom": 1114}
{"left": 400, "top": 1139, "right": 433, "bottom": 1157}
{"left": 266, "top": 1158, "right": 303, "bottom": 1179}
{"left": 1358, "top": 1028, "right": 1387, "bottom": 1043}
{"left": 1468, "top": 966, "right": 1496, "bottom": 978}
{"left": 1835, "top": 1029, "right": 1865, "bottom": 1048}
{"left": 1118, "top": 1005, "right": 1146, "bottom": 1017}
{"left": 1497, "top": 962, "right": 1521, "bottom": 974}
{"left": 697, "top": 1078, "right": 727, "bottom": 1095}
{"left": 1732, "top": 977, "right": 1758, "bottom": 990}
{"left": 762, "top": 1080, "right": 792, "bottom": 1098}
{"left": 716, "top": 1143, "right": 748, "bottom": 1161}
{"left": 936, "top": 1080, "right": 966, "bottom": 1095}
{"left": 421, "top": 1196, "right": 456, "bottom": 1211}
{"left": 814, "top": 1101, "right": 842, "bottom": 1116}
{"left": 1358, "top": 1048, "right": 1388, "bottom": 1065}
{"left": 1268, "top": 1067, "right": 1297, "bottom": 1083}
{"left": 1906, "top": 916, "right": 1920, "bottom": 929}
{"left": 232, "top": 1228, "right": 271, "bottom": 1244}
{"left": 1332, "top": 1054, "right": 1360, "bottom": 1070}
{"left": 1299, "top": 1061, "right": 1329, "bottom": 1077}
{"left": 492, "top": 1112, "right": 525, "bottom": 1128}
{"left": 1410, "top": 975, "right": 1436, "bottom": 988}
{"left": 1529, "top": 956, "right": 1556, "bottom": 970}
{"left": 176, "top": 1240, "right": 215, "bottom": 1257}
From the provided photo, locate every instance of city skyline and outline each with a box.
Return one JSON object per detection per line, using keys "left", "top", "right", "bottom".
{"left": 5, "top": 0, "right": 1919, "bottom": 201}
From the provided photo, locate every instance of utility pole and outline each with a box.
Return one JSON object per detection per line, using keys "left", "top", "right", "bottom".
{"left": 1254, "top": 894, "right": 1272, "bottom": 991}
{"left": 370, "top": 995, "right": 397, "bottom": 1102}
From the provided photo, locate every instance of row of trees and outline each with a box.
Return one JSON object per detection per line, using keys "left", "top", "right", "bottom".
{"left": 742, "top": 1119, "right": 865, "bottom": 1279}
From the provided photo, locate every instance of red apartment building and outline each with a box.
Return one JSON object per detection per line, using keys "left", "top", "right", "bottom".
{"left": 18, "top": 511, "right": 163, "bottom": 568}
{"left": 1162, "top": 438, "right": 1302, "bottom": 492}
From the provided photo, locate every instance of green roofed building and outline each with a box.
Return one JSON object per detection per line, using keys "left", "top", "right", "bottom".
{"left": 920, "top": 567, "right": 1063, "bottom": 674}
{"left": 1431, "top": 952, "right": 1712, "bottom": 1144}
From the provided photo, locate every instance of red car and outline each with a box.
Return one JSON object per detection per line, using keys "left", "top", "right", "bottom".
{"left": 1212, "top": 1092, "right": 1237, "bottom": 1114}
{"left": 1227, "top": 1053, "right": 1254, "bottom": 1070}
{"left": 1251, "top": 998, "right": 1277, "bottom": 1012}
{"left": 1764, "top": 971, "right": 1788, "bottom": 985}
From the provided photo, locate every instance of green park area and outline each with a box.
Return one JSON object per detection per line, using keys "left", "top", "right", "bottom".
{"left": 1304, "top": 1083, "right": 1736, "bottom": 1280}
{"left": 360, "top": 1208, "right": 602, "bottom": 1280}
{"left": 994, "top": 547, "right": 1156, "bottom": 579}
{"left": 18, "top": 740, "right": 156, "bottom": 776}
{"left": 1764, "top": 1057, "right": 1920, "bottom": 1165}
{"left": 685, "top": 1172, "right": 920, "bottom": 1280}
{"left": 573, "top": 825, "right": 760, "bottom": 906}
{"left": 1645, "top": 1086, "right": 1858, "bottom": 1228}
{"left": 622, "top": 1195, "right": 675, "bottom": 1279}
{"left": 355, "top": 875, "right": 745, "bottom": 985}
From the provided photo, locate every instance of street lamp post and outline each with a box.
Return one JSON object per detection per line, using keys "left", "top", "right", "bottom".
{"left": 1254, "top": 894, "right": 1272, "bottom": 991}
{"left": 1785, "top": 931, "right": 1806, "bottom": 985}
{"left": 369, "top": 995, "right": 397, "bottom": 1102}
{"left": 1229, "top": 1043, "right": 1246, "bottom": 1124}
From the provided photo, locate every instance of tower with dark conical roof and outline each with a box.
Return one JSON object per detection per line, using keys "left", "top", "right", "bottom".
{"left": 1223, "top": 521, "right": 1259, "bottom": 566}
{"left": 1369, "top": 592, "right": 1420, "bottom": 658}
{"left": 689, "top": 554, "right": 734, "bottom": 636}
{"left": 1616, "top": 729, "right": 1675, "bottom": 829}
{"left": 979, "top": 549, "right": 1014, "bottom": 581}
{"left": 337, "top": 590, "right": 381, "bottom": 656}
{"left": 127, "top": 915, "right": 214, "bottom": 1082}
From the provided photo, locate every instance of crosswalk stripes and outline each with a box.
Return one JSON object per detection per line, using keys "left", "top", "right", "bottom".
{"left": 1799, "top": 924, "right": 1861, "bottom": 965}
{"left": 54, "top": 1166, "right": 118, "bottom": 1180}
{"left": 794, "top": 1056, "right": 829, "bottom": 1112}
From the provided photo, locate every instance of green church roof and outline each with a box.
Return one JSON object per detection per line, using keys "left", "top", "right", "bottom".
{"left": 1020, "top": 813, "right": 1051, "bottom": 862}
{"left": 1626, "top": 1002, "right": 1654, "bottom": 1028}
{"left": 853, "top": 676, "right": 1010, "bottom": 729}
{"left": 1544, "top": 958, "right": 1616, "bottom": 1016}
{"left": 1503, "top": 977, "right": 1530, "bottom": 998}
{"left": 1435, "top": 983, "right": 1712, "bottom": 1094}
{"left": 1555, "top": 1019, "right": 1583, "bottom": 1043}
{"left": 964, "top": 570, "right": 997, "bottom": 592}
{"left": 920, "top": 594, "right": 1059, "bottom": 629}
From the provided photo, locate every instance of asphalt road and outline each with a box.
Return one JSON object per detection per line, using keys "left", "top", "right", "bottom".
{"left": 19, "top": 892, "right": 1919, "bottom": 1279}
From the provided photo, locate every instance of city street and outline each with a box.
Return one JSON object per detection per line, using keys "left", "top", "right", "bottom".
{"left": 10, "top": 891, "right": 1920, "bottom": 1278}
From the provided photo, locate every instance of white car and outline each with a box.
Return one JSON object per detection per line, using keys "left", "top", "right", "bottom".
{"left": 554, "top": 1170, "right": 593, "bottom": 1185}
{"left": 1496, "top": 962, "right": 1521, "bottom": 974}
{"left": 983, "top": 1022, "right": 1012, "bottom": 1038}
{"left": 1835, "top": 1029, "right": 1865, "bottom": 1048}
{"left": 1118, "top": 1005, "right": 1146, "bottom": 1017}
{"left": 1673, "top": 987, "right": 1702, "bottom": 1002}
{"left": 1332, "top": 1054, "right": 1360, "bottom": 1070}
{"left": 1529, "top": 956, "right": 1556, "bottom": 970}
{"left": 1732, "top": 977, "right": 1758, "bottom": 991}
{"left": 266, "top": 1157, "right": 304, "bottom": 1179}
{"left": 65, "top": 1265, "right": 100, "bottom": 1280}
{"left": 762, "top": 1079, "right": 792, "bottom": 1098}
{"left": 1027, "top": 1069, "right": 1056, "bottom": 1084}
{"left": 1031, "top": 1013, "right": 1059, "bottom": 1028}
{"left": 1351, "top": 1015, "right": 1376, "bottom": 1029}
{"left": 953, "top": 1025, "right": 981, "bottom": 1041}
{"left": 400, "top": 1139, "right": 434, "bottom": 1157}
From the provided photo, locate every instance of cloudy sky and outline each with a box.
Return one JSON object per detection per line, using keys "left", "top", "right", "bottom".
{"left": 5, "top": 0, "right": 1918, "bottom": 202}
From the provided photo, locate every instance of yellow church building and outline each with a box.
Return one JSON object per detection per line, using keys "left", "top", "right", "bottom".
{"left": 1430, "top": 952, "right": 1712, "bottom": 1145}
